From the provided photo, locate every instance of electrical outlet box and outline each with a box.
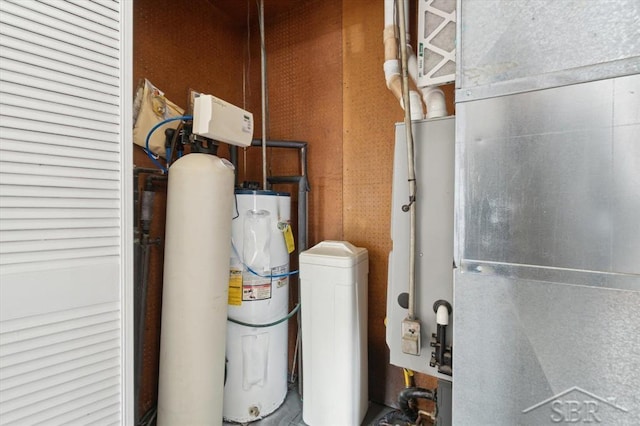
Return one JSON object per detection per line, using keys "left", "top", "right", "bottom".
{"left": 401, "top": 319, "right": 421, "bottom": 355}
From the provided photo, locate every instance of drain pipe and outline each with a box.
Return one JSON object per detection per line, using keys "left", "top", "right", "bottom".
{"left": 133, "top": 169, "right": 165, "bottom": 422}
{"left": 398, "top": 387, "right": 436, "bottom": 422}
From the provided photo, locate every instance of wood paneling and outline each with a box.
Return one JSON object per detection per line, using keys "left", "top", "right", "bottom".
{"left": 239, "top": 0, "right": 345, "bottom": 379}
{"left": 212, "top": 0, "right": 303, "bottom": 25}
{"left": 342, "top": 0, "right": 405, "bottom": 407}
{"left": 341, "top": 0, "right": 454, "bottom": 408}
{"left": 134, "top": 0, "right": 245, "bottom": 108}
{"left": 263, "top": 0, "right": 344, "bottom": 244}
{"left": 133, "top": 0, "right": 244, "bottom": 415}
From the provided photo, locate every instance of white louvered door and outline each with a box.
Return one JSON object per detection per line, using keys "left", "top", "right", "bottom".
{"left": 0, "top": 0, "right": 133, "bottom": 424}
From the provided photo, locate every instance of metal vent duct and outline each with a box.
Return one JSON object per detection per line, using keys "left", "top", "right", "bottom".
{"left": 453, "top": 1, "right": 640, "bottom": 424}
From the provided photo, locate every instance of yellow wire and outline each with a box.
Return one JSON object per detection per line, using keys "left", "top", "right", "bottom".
{"left": 403, "top": 368, "right": 414, "bottom": 388}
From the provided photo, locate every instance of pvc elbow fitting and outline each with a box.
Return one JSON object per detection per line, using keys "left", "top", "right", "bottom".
{"left": 409, "top": 91, "right": 424, "bottom": 120}
{"left": 436, "top": 303, "right": 450, "bottom": 326}
{"left": 422, "top": 86, "right": 448, "bottom": 118}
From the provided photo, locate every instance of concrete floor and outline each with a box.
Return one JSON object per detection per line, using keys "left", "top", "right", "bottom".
{"left": 139, "top": 384, "right": 396, "bottom": 426}
{"left": 222, "top": 387, "right": 395, "bottom": 426}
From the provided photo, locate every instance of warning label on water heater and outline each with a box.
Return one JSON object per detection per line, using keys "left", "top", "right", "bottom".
{"left": 242, "top": 283, "right": 271, "bottom": 301}
{"left": 228, "top": 269, "right": 243, "bottom": 306}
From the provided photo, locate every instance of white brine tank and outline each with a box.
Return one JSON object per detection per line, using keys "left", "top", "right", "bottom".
{"left": 299, "top": 241, "right": 369, "bottom": 426}
{"left": 224, "top": 190, "right": 292, "bottom": 422}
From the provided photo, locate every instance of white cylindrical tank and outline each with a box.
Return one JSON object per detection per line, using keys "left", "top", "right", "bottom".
{"left": 299, "top": 241, "right": 369, "bottom": 426}
{"left": 157, "top": 154, "right": 235, "bottom": 426}
{"left": 224, "top": 190, "right": 291, "bottom": 422}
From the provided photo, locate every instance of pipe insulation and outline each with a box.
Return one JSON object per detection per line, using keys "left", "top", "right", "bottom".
{"left": 157, "top": 154, "right": 235, "bottom": 426}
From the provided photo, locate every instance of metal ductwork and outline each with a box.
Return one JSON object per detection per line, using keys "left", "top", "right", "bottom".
{"left": 453, "top": 1, "right": 640, "bottom": 424}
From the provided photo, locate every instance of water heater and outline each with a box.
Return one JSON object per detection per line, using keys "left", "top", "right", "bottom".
{"left": 224, "top": 190, "right": 292, "bottom": 423}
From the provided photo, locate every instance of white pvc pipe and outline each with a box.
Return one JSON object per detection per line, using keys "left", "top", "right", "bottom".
{"left": 385, "top": 0, "right": 449, "bottom": 120}
{"left": 383, "top": 0, "right": 395, "bottom": 26}
{"left": 384, "top": 0, "right": 409, "bottom": 40}
{"left": 436, "top": 304, "right": 450, "bottom": 326}
{"left": 422, "top": 86, "right": 448, "bottom": 119}
{"left": 409, "top": 91, "right": 423, "bottom": 121}
{"left": 383, "top": 0, "right": 424, "bottom": 119}
{"left": 407, "top": 45, "right": 419, "bottom": 84}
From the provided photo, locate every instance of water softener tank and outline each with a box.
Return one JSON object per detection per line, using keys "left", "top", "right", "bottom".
{"left": 224, "top": 190, "right": 291, "bottom": 422}
{"left": 300, "top": 241, "right": 369, "bottom": 426}
{"left": 157, "top": 154, "right": 235, "bottom": 426}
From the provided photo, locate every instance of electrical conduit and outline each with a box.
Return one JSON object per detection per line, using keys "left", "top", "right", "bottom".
{"left": 396, "top": 0, "right": 418, "bottom": 321}
{"left": 259, "top": 0, "right": 268, "bottom": 190}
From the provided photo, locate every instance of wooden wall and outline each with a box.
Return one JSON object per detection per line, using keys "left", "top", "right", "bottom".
{"left": 133, "top": 0, "right": 455, "bottom": 414}
{"left": 342, "top": 0, "right": 405, "bottom": 405}
{"left": 256, "top": 0, "right": 455, "bottom": 407}
{"left": 341, "top": 0, "right": 454, "bottom": 407}
{"left": 132, "top": 0, "right": 245, "bottom": 414}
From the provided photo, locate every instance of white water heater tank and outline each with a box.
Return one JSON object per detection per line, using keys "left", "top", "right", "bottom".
{"left": 224, "top": 190, "right": 291, "bottom": 422}
{"left": 157, "top": 154, "right": 235, "bottom": 426}
{"left": 300, "top": 241, "right": 369, "bottom": 426}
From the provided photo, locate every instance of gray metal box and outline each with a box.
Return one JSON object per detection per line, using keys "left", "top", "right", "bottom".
{"left": 453, "top": 1, "right": 640, "bottom": 422}
{"left": 386, "top": 117, "right": 455, "bottom": 380}
{"left": 456, "top": 0, "right": 640, "bottom": 100}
